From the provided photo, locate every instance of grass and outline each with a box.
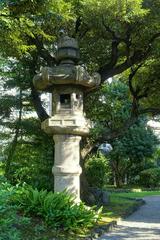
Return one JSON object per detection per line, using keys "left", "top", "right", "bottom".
{"left": 99, "top": 189, "right": 160, "bottom": 225}
{"left": 100, "top": 195, "right": 139, "bottom": 223}
{"left": 111, "top": 190, "right": 160, "bottom": 199}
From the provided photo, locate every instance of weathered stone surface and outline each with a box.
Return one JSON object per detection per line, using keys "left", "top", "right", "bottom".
{"left": 56, "top": 36, "right": 80, "bottom": 63}
{"left": 41, "top": 115, "right": 90, "bottom": 136}
{"left": 33, "top": 36, "right": 101, "bottom": 202}
{"left": 33, "top": 65, "right": 101, "bottom": 91}
{"left": 53, "top": 135, "right": 82, "bottom": 202}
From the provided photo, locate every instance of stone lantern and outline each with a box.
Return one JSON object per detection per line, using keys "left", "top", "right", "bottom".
{"left": 33, "top": 36, "right": 100, "bottom": 202}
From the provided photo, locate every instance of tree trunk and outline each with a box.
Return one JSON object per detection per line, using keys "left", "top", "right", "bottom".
{"left": 114, "top": 172, "right": 123, "bottom": 188}
{"left": 5, "top": 89, "right": 22, "bottom": 178}
{"left": 80, "top": 157, "right": 96, "bottom": 205}
{"left": 80, "top": 142, "right": 96, "bottom": 205}
{"left": 30, "top": 82, "right": 49, "bottom": 122}
{"left": 111, "top": 160, "right": 123, "bottom": 188}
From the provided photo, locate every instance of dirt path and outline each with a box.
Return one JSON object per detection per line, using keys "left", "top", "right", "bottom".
{"left": 98, "top": 196, "right": 160, "bottom": 240}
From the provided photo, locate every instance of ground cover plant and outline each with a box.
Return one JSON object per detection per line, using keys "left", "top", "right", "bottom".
{"left": 0, "top": 176, "right": 32, "bottom": 240}
{"left": 0, "top": 176, "right": 102, "bottom": 239}
{"left": 1, "top": 175, "right": 160, "bottom": 239}
{"left": 12, "top": 186, "right": 102, "bottom": 232}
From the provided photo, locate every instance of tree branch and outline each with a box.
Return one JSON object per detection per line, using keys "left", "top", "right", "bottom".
{"left": 0, "top": 14, "right": 11, "bottom": 17}
{"left": 26, "top": 58, "right": 50, "bottom": 122}
{"left": 101, "top": 18, "right": 123, "bottom": 71}
{"left": 128, "top": 64, "right": 142, "bottom": 98}
{"left": 99, "top": 24, "right": 160, "bottom": 82}
{"left": 99, "top": 47, "right": 149, "bottom": 82}
{"left": 148, "top": 32, "right": 160, "bottom": 49}
{"left": 79, "top": 26, "right": 90, "bottom": 39}
{"left": 30, "top": 82, "right": 49, "bottom": 122}
{"left": 81, "top": 114, "right": 138, "bottom": 160}
{"left": 102, "top": 17, "right": 124, "bottom": 41}
{"left": 29, "top": 37, "right": 56, "bottom": 66}
{"left": 139, "top": 107, "right": 160, "bottom": 116}
{"left": 99, "top": 59, "right": 131, "bottom": 81}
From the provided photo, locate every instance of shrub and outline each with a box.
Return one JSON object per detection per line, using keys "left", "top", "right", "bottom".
{"left": 85, "top": 154, "right": 111, "bottom": 188}
{"left": 139, "top": 168, "right": 160, "bottom": 187}
{"left": 5, "top": 138, "right": 54, "bottom": 191}
{"left": 12, "top": 186, "right": 102, "bottom": 232}
{"left": 0, "top": 177, "right": 30, "bottom": 240}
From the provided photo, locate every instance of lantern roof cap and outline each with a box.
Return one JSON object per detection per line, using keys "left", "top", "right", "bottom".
{"left": 56, "top": 36, "right": 80, "bottom": 63}
{"left": 57, "top": 36, "right": 79, "bottom": 50}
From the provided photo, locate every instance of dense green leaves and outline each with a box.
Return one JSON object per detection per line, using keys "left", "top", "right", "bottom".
{"left": 139, "top": 168, "right": 160, "bottom": 187}
{"left": 85, "top": 80, "right": 132, "bottom": 141}
{"left": 85, "top": 154, "right": 111, "bottom": 188}
{"left": 85, "top": 79, "right": 159, "bottom": 187}
{"left": 0, "top": 177, "right": 101, "bottom": 239}
{"left": 13, "top": 186, "right": 102, "bottom": 231}
{"left": 108, "top": 119, "right": 158, "bottom": 187}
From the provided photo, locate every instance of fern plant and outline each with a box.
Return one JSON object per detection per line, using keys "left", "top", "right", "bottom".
{"left": 12, "top": 186, "right": 102, "bottom": 232}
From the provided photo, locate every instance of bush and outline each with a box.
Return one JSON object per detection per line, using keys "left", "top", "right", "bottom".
{"left": 12, "top": 186, "right": 102, "bottom": 232}
{"left": 85, "top": 154, "right": 111, "bottom": 188}
{"left": 0, "top": 177, "right": 31, "bottom": 240}
{"left": 5, "top": 136, "right": 54, "bottom": 191}
{"left": 139, "top": 168, "right": 160, "bottom": 187}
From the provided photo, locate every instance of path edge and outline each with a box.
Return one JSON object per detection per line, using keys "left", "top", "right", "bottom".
{"left": 85, "top": 198, "right": 145, "bottom": 240}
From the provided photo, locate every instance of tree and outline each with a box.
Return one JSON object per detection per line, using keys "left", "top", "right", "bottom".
{"left": 85, "top": 80, "right": 158, "bottom": 187}
{"left": 109, "top": 119, "right": 158, "bottom": 187}
{"left": 0, "top": 58, "right": 54, "bottom": 188}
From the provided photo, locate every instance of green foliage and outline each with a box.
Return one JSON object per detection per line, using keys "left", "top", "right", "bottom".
{"left": 0, "top": 59, "right": 54, "bottom": 190}
{"left": 13, "top": 186, "right": 102, "bottom": 232}
{"left": 139, "top": 168, "right": 160, "bottom": 188}
{"left": 151, "top": 147, "right": 160, "bottom": 167}
{"left": 0, "top": 178, "right": 102, "bottom": 238}
{"left": 111, "top": 120, "right": 158, "bottom": 162}
{"left": 7, "top": 136, "right": 54, "bottom": 190}
{"left": 85, "top": 79, "right": 158, "bottom": 188}
{"left": 0, "top": 0, "right": 76, "bottom": 58}
{"left": 0, "top": 177, "right": 31, "bottom": 240}
{"left": 109, "top": 119, "right": 158, "bottom": 187}
{"left": 85, "top": 154, "right": 111, "bottom": 188}
{"left": 85, "top": 81, "right": 131, "bottom": 140}
{"left": 0, "top": 119, "right": 54, "bottom": 190}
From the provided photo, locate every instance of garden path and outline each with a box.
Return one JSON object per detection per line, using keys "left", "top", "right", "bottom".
{"left": 98, "top": 196, "right": 160, "bottom": 240}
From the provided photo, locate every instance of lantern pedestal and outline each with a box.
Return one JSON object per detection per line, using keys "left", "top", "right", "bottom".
{"left": 52, "top": 135, "right": 82, "bottom": 202}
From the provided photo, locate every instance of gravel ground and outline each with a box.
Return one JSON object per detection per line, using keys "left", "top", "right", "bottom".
{"left": 98, "top": 196, "right": 160, "bottom": 240}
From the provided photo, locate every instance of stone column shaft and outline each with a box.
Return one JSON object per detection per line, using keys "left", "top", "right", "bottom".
{"left": 52, "top": 135, "right": 82, "bottom": 201}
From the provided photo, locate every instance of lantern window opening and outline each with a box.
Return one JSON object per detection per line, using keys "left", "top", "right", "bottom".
{"left": 60, "top": 94, "right": 71, "bottom": 109}
{"left": 76, "top": 94, "right": 80, "bottom": 100}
